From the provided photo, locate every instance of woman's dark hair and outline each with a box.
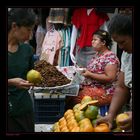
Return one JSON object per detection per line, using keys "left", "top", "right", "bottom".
{"left": 108, "top": 13, "right": 132, "bottom": 37}
{"left": 93, "top": 29, "right": 112, "bottom": 49}
{"left": 8, "top": 8, "right": 36, "bottom": 32}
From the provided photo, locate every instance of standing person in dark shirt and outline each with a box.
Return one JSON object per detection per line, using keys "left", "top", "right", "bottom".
{"left": 8, "top": 8, "right": 36, "bottom": 132}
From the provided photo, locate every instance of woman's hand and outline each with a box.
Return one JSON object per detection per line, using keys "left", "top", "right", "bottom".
{"left": 8, "top": 78, "right": 34, "bottom": 89}
{"left": 118, "top": 111, "right": 132, "bottom": 131}
{"left": 95, "top": 114, "right": 114, "bottom": 129}
{"left": 81, "top": 69, "right": 92, "bottom": 77}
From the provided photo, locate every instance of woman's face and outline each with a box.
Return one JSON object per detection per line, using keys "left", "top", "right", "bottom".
{"left": 91, "top": 35, "right": 105, "bottom": 51}
{"left": 112, "top": 34, "right": 132, "bottom": 53}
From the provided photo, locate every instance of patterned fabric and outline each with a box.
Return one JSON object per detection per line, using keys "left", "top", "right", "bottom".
{"left": 66, "top": 51, "right": 120, "bottom": 108}
{"left": 82, "top": 51, "right": 120, "bottom": 94}
{"left": 35, "top": 25, "right": 46, "bottom": 57}
{"left": 40, "top": 29, "right": 61, "bottom": 65}
{"left": 66, "top": 86, "right": 113, "bottom": 108}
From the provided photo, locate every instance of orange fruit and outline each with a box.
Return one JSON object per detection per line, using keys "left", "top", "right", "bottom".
{"left": 116, "top": 113, "right": 129, "bottom": 126}
{"left": 64, "top": 109, "right": 74, "bottom": 117}
{"left": 60, "top": 126, "right": 69, "bottom": 132}
{"left": 66, "top": 115, "right": 75, "bottom": 121}
{"left": 79, "top": 123, "right": 94, "bottom": 132}
{"left": 81, "top": 96, "right": 92, "bottom": 104}
{"left": 73, "top": 103, "right": 81, "bottom": 112}
{"left": 59, "top": 117, "right": 66, "bottom": 123}
{"left": 94, "top": 123, "right": 110, "bottom": 132}
{"left": 26, "top": 69, "right": 42, "bottom": 84}
{"left": 54, "top": 127, "right": 60, "bottom": 132}
{"left": 70, "top": 126, "right": 80, "bottom": 132}
{"left": 75, "top": 110, "right": 85, "bottom": 122}
{"left": 84, "top": 105, "right": 98, "bottom": 119}
{"left": 67, "top": 121, "right": 78, "bottom": 130}
{"left": 66, "top": 116, "right": 76, "bottom": 123}
{"left": 78, "top": 118, "right": 91, "bottom": 126}
{"left": 59, "top": 120, "right": 67, "bottom": 127}
{"left": 52, "top": 122, "right": 59, "bottom": 131}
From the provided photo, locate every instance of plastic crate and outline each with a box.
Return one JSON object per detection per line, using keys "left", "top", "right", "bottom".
{"left": 34, "top": 93, "right": 65, "bottom": 124}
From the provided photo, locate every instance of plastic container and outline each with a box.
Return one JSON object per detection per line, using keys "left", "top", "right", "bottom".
{"left": 34, "top": 93, "right": 65, "bottom": 124}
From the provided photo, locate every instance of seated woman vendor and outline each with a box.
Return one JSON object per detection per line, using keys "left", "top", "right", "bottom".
{"left": 66, "top": 30, "right": 120, "bottom": 109}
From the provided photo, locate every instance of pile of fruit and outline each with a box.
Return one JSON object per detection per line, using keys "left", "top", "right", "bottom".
{"left": 112, "top": 112, "right": 130, "bottom": 132}
{"left": 51, "top": 96, "right": 110, "bottom": 132}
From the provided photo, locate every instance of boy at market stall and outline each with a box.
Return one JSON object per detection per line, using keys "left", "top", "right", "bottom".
{"left": 8, "top": 8, "right": 36, "bottom": 132}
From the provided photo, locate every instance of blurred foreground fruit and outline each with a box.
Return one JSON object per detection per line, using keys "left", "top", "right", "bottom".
{"left": 84, "top": 105, "right": 98, "bottom": 120}
{"left": 27, "top": 69, "right": 42, "bottom": 84}
{"left": 116, "top": 113, "right": 129, "bottom": 126}
{"left": 75, "top": 110, "right": 85, "bottom": 122}
{"left": 81, "top": 96, "right": 92, "bottom": 104}
{"left": 73, "top": 103, "right": 81, "bottom": 112}
{"left": 79, "top": 118, "right": 94, "bottom": 132}
{"left": 112, "top": 127, "right": 122, "bottom": 132}
{"left": 94, "top": 123, "right": 110, "bottom": 132}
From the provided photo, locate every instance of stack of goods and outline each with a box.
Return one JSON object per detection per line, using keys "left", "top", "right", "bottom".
{"left": 111, "top": 113, "right": 130, "bottom": 132}
{"left": 34, "top": 60, "right": 71, "bottom": 87}
{"left": 51, "top": 96, "right": 111, "bottom": 132}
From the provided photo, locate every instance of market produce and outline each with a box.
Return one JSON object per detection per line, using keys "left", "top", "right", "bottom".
{"left": 111, "top": 127, "right": 122, "bottom": 132}
{"left": 116, "top": 113, "right": 129, "bottom": 126}
{"left": 52, "top": 96, "right": 98, "bottom": 132}
{"left": 92, "top": 119, "right": 97, "bottom": 126}
{"left": 75, "top": 110, "right": 85, "bottom": 122}
{"left": 81, "top": 96, "right": 93, "bottom": 104}
{"left": 94, "top": 123, "right": 110, "bottom": 132}
{"left": 26, "top": 69, "right": 42, "bottom": 84}
{"left": 79, "top": 100, "right": 98, "bottom": 111}
{"left": 73, "top": 103, "right": 81, "bottom": 112}
{"left": 79, "top": 118, "right": 94, "bottom": 132}
{"left": 51, "top": 95, "right": 120, "bottom": 132}
{"left": 34, "top": 60, "right": 71, "bottom": 87}
{"left": 64, "top": 109, "right": 74, "bottom": 118}
{"left": 84, "top": 105, "right": 98, "bottom": 120}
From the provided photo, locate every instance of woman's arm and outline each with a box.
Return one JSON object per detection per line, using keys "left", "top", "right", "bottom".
{"left": 82, "top": 64, "right": 118, "bottom": 83}
{"left": 108, "top": 71, "right": 130, "bottom": 118}
{"left": 95, "top": 71, "right": 130, "bottom": 129}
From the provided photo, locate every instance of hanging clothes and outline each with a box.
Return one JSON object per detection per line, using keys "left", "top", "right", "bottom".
{"left": 60, "top": 27, "right": 71, "bottom": 67}
{"left": 40, "top": 27, "right": 62, "bottom": 65}
{"left": 72, "top": 8, "right": 109, "bottom": 49}
{"left": 35, "top": 25, "right": 46, "bottom": 57}
{"left": 57, "top": 29, "right": 64, "bottom": 66}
